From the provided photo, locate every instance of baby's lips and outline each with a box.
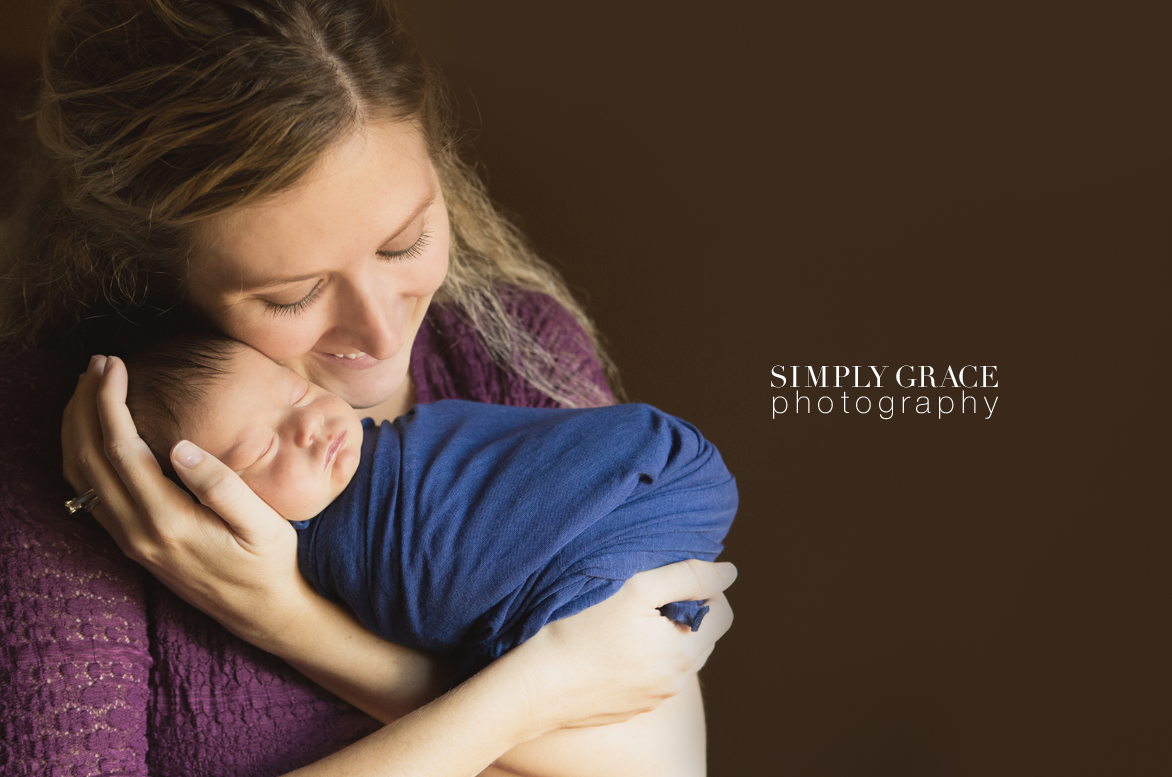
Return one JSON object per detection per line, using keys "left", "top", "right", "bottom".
{"left": 324, "top": 429, "right": 347, "bottom": 470}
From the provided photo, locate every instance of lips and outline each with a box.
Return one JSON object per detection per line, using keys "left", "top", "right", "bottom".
{"left": 318, "top": 351, "right": 385, "bottom": 370}
{"left": 324, "top": 429, "right": 347, "bottom": 471}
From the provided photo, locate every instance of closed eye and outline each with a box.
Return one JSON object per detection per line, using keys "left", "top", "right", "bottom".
{"left": 377, "top": 229, "right": 432, "bottom": 262}
{"left": 293, "top": 381, "right": 311, "bottom": 406}
{"left": 236, "top": 431, "right": 278, "bottom": 475}
{"left": 263, "top": 281, "right": 323, "bottom": 317}
{"left": 259, "top": 431, "right": 278, "bottom": 463}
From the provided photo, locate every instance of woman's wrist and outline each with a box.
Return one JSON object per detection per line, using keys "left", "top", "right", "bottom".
{"left": 453, "top": 644, "right": 561, "bottom": 746}
{"left": 223, "top": 570, "right": 321, "bottom": 652}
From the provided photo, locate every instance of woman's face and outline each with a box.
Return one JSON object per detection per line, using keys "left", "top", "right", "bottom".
{"left": 188, "top": 120, "right": 450, "bottom": 415}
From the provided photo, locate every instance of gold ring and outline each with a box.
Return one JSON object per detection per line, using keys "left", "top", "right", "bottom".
{"left": 65, "top": 488, "right": 100, "bottom": 515}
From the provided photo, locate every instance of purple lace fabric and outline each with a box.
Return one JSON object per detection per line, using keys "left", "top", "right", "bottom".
{"left": 0, "top": 290, "right": 611, "bottom": 776}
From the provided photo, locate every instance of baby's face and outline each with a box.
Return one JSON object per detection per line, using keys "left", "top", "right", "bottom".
{"left": 180, "top": 346, "right": 366, "bottom": 522}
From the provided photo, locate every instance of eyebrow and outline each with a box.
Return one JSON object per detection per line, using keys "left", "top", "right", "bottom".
{"left": 238, "top": 189, "right": 438, "bottom": 292}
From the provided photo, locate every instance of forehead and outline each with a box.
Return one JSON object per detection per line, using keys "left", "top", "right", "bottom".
{"left": 190, "top": 120, "right": 435, "bottom": 290}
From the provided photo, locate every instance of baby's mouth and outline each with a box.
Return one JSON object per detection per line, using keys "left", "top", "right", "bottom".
{"left": 324, "top": 429, "right": 347, "bottom": 471}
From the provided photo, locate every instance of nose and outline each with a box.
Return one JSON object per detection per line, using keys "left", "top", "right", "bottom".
{"left": 337, "top": 276, "right": 403, "bottom": 361}
{"left": 291, "top": 410, "right": 325, "bottom": 448}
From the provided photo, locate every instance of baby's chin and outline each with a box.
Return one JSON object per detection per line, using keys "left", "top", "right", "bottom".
{"left": 285, "top": 441, "right": 363, "bottom": 522}
{"left": 273, "top": 499, "right": 332, "bottom": 524}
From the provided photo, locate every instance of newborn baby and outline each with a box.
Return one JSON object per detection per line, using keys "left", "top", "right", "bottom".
{"left": 126, "top": 336, "right": 737, "bottom": 684}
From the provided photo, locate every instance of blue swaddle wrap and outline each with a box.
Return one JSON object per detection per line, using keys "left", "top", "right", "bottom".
{"left": 293, "top": 400, "right": 736, "bottom": 683}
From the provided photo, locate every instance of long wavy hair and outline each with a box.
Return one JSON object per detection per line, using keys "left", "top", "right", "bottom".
{"left": 0, "top": 0, "right": 618, "bottom": 407}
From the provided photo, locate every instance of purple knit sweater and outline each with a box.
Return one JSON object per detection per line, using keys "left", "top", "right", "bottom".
{"left": 0, "top": 290, "right": 611, "bottom": 776}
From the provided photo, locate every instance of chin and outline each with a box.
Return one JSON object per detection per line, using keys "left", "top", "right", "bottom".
{"left": 279, "top": 501, "right": 324, "bottom": 523}
{"left": 341, "top": 386, "right": 398, "bottom": 411}
{"left": 325, "top": 365, "right": 405, "bottom": 410}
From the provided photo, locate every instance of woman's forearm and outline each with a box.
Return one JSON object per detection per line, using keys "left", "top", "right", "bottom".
{"left": 282, "top": 647, "right": 543, "bottom": 777}
{"left": 254, "top": 573, "right": 449, "bottom": 723}
{"left": 278, "top": 561, "right": 736, "bottom": 777}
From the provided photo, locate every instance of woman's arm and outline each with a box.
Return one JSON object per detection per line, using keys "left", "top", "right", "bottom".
{"left": 280, "top": 576, "right": 731, "bottom": 777}
{"left": 63, "top": 355, "right": 736, "bottom": 772}
{"left": 64, "top": 355, "right": 447, "bottom": 719}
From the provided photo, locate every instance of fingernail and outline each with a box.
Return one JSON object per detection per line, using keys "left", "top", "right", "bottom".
{"left": 88, "top": 355, "right": 99, "bottom": 370}
{"left": 95, "top": 355, "right": 109, "bottom": 376}
{"left": 173, "top": 441, "right": 204, "bottom": 468}
{"left": 717, "top": 562, "right": 738, "bottom": 584}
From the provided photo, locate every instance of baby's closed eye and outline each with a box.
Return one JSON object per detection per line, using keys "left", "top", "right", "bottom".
{"left": 249, "top": 431, "right": 279, "bottom": 469}
{"left": 292, "top": 381, "right": 310, "bottom": 406}
{"left": 226, "top": 430, "right": 278, "bottom": 474}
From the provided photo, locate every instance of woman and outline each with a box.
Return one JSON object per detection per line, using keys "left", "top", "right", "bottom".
{"left": 0, "top": 1, "right": 734, "bottom": 775}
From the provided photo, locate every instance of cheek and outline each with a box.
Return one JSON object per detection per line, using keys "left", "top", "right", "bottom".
{"left": 424, "top": 244, "right": 450, "bottom": 295}
{"left": 229, "top": 309, "right": 334, "bottom": 363}
{"left": 429, "top": 214, "right": 452, "bottom": 291}
{"left": 391, "top": 235, "right": 450, "bottom": 302}
{"left": 247, "top": 457, "right": 316, "bottom": 516}
{"left": 239, "top": 469, "right": 277, "bottom": 510}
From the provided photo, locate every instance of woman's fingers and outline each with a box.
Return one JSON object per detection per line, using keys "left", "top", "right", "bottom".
{"left": 513, "top": 560, "right": 738, "bottom": 732}
{"left": 90, "top": 355, "right": 199, "bottom": 552}
{"left": 64, "top": 355, "right": 151, "bottom": 548}
{"left": 168, "top": 439, "right": 290, "bottom": 550}
{"left": 95, "top": 356, "right": 168, "bottom": 496}
{"left": 624, "top": 561, "right": 736, "bottom": 670}
{"left": 689, "top": 592, "right": 733, "bottom": 667}
{"left": 626, "top": 559, "right": 738, "bottom": 608}
{"left": 61, "top": 355, "right": 108, "bottom": 492}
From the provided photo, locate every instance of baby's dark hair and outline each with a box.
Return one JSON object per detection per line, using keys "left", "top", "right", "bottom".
{"left": 123, "top": 335, "right": 246, "bottom": 474}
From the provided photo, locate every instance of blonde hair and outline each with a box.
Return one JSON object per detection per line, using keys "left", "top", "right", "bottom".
{"left": 0, "top": 0, "right": 618, "bottom": 407}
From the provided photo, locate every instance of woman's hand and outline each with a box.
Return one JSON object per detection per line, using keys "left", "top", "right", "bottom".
{"left": 63, "top": 354, "right": 449, "bottom": 719}
{"left": 494, "top": 559, "right": 737, "bottom": 737}
{"left": 63, "top": 354, "right": 314, "bottom": 641}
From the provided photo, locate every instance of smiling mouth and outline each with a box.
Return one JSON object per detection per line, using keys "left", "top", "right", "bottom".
{"left": 319, "top": 351, "right": 383, "bottom": 368}
{"left": 324, "top": 429, "right": 347, "bottom": 471}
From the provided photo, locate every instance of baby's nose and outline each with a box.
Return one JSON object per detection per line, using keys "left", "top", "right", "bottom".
{"left": 294, "top": 411, "right": 324, "bottom": 447}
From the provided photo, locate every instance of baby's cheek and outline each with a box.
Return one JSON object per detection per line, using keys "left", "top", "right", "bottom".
{"left": 255, "top": 463, "right": 330, "bottom": 523}
{"left": 238, "top": 470, "right": 274, "bottom": 508}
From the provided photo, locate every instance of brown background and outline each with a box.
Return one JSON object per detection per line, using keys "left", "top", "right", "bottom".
{"left": 3, "top": 1, "right": 1167, "bottom": 775}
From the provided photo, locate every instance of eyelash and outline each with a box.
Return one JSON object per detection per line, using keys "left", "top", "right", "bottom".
{"left": 262, "top": 431, "right": 278, "bottom": 459}
{"left": 242, "top": 382, "right": 306, "bottom": 471}
{"left": 377, "top": 229, "right": 433, "bottom": 262}
{"left": 262, "top": 230, "right": 433, "bottom": 317}
{"left": 264, "top": 282, "right": 323, "bottom": 317}
{"left": 236, "top": 431, "right": 277, "bottom": 476}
